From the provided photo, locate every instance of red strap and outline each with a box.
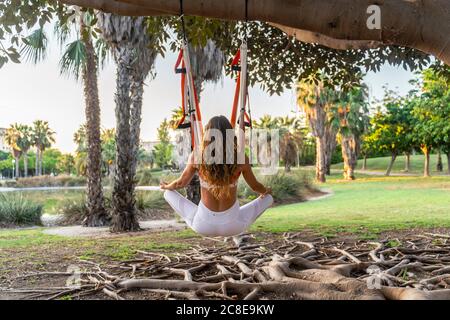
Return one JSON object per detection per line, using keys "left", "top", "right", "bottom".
{"left": 174, "top": 50, "right": 184, "bottom": 71}
{"left": 175, "top": 49, "right": 203, "bottom": 147}
{"left": 231, "top": 49, "right": 241, "bottom": 67}
{"left": 230, "top": 73, "right": 241, "bottom": 127}
{"left": 230, "top": 49, "right": 241, "bottom": 128}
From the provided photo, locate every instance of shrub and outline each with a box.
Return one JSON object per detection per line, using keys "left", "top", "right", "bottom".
{"left": 56, "top": 190, "right": 171, "bottom": 225}
{"left": 56, "top": 194, "right": 88, "bottom": 225}
{"left": 136, "top": 169, "right": 159, "bottom": 186}
{"left": 0, "top": 193, "right": 43, "bottom": 226}
{"left": 4, "top": 180, "right": 17, "bottom": 188}
{"left": 238, "top": 171, "right": 315, "bottom": 204}
{"left": 15, "top": 175, "right": 86, "bottom": 188}
{"left": 136, "top": 191, "right": 167, "bottom": 212}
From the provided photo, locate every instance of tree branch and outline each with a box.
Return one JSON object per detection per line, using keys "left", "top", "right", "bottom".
{"left": 56, "top": 0, "right": 450, "bottom": 65}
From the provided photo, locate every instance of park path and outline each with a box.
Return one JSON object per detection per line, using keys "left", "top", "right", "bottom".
{"left": 43, "top": 219, "right": 186, "bottom": 237}
{"left": 353, "top": 170, "right": 420, "bottom": 177}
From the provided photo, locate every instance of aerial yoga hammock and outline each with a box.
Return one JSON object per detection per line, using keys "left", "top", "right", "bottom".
{"left": 161, "top": 0, "right": 273, "bottom": 237}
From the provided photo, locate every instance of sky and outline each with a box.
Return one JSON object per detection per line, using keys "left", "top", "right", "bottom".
{"left": 0, "top": 33, "right": 416, "bottom": 153}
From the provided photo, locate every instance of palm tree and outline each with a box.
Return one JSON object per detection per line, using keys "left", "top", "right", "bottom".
{"left": 98, "top": 13, "right": 158, "bottom": 232}
{"left": 330, "top": 84, "right": 370, "bottom": 180}
{"left": 101, "top": 128, "right": 116, "bottom": 177}
{"left": 32, "top": 120, "right": 55, "bottom": 176}
{"left": 169, "top": 108, "right": 185, "bottom": 130}
{"left": 17, "top": 125, "right": 33, "bottom": 177}
{"left": 277, "top": 116, "right": 304, "bottom": 172}
{"left": 297, "top": 80, "right": 335, "bottom": 183}
{"left": 253, "top": 115, "right": 278, "bottom": 130}
{"left": 4, "top": 124, "right": 22, "bottom": 179}
{"left": 21, "top": 11, "right": 109, "bottom": 226}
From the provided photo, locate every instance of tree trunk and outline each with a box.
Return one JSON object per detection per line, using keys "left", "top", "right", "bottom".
{"left": 81, "top": 22, "right": 109, "bottom": 227}
{"left": 436, "top": 150, "right": 443, "bottom": 172}
{"left": 324, "top": 125, "right": 337, "bottom": 176}
{"left": 186, "top": 174, "right": 201, "bottom": 205}
{"left": 110, "top": 46, "right": 140, "bottom": 233}
{"left": 447, "top": 152, "right": 450, "bottom": 174}
{"left": 39, "top": 149, "right": 43, "bottom": 176}
{"left": 35, "top": 148, "right": 39, "bottom": 176}
{"left": 340, "top": 134, "right": 358, "bottom": 180}
{"left": 130, "top": 73, "right": 145, "bottom": 177}
{"left": 23, "top": 153, "right": 28, "bottom": 177}
{"left": 315, "top": 136, "right": 326, "bottom": 183}
{"left": 404, "top": 152, "right": 411, "bottom": 172}
{"left": 385, "top": 153, "right": 397, "bottom": 176}
{"left": 362, "top": 154, "right": 367, "bottom": 171}
{"left": 14, "top": 155, "right": 20, "bottom": 179}
{"left": 422, "top": 146, "right": 431, "bottom": 177}
{"left": 60, "top": 0, "right": 450, "bottom": 66}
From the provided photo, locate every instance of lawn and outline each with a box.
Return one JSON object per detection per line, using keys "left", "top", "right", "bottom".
{"left": 331, "top": 154, "right": 449, "bottom": 175}
{"left": 1, "top": 173, "right": 449, "bottom": 247}
{"left": 254, "top": 173, "right": 450, "bottom": 237}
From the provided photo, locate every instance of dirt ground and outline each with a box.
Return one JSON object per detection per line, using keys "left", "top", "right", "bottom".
{"left": 1, "top": 227, "right": 449, "bottom": 300}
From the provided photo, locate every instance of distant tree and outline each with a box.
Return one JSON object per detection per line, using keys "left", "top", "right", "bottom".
{"left": 365, "top": 92, "right": 414, "bottom": 176}
{"left": 32, "top": 120, "right": 55, "bottom": 176}
{"left": 330, "top": 83, "right": 370, "bottom": 180}
{"left": 57, "top": 154, "right": 76, "bottom": 175}
{"left": 153, "top": 119, "right": 174, "bottom": 169}
{"left": 101, "top": 128, "right": 116, "bottom": 177}
{"left": 4, "top": 124, "right": 22, "bottom": 178}
{"left": 410, "top": 69, "right": 450, "bottom": 177}
{"left": 276, "top": 116, "right": 305, "bottom": 173}
{"left": 41, "top": 149, "right": 63, "bottom": 175}
{"left": 297, "top": 78, "right": 336, "bottom": 183}
{"left": 15, "top": 125, "right": 33, "bottom": 177}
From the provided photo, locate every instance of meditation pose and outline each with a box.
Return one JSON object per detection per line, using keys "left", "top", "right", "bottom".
{"left": 161, "top": 116, "right": 273, "bottom": 237}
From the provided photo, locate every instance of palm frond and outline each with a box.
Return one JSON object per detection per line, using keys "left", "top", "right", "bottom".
{"left": 20, "top": 28, "right": 48, "bottom": 64}
{"left": 59, "top": 39, "right": 86, "bottom": 80}
{"left": 95, "top": 37, "right": 111, "bottom": 69}
{"left": 53, "top": 20, "right": 73, "bottom": 48}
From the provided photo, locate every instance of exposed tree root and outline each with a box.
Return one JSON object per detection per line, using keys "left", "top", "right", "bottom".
{"left": 4, "top": 233, "right": 450, "bottom": 300}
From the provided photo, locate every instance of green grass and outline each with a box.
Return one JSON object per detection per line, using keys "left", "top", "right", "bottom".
{"left": 0, "top": 228, "right": 67, "bottom": 248}
{"left": 1, "top": 173, "right": 450, "bottom": 250}
{"left": 254, "top": 173, "right": 450, "bottom": 237}
{"left": 332, "top": 154, "right": 449, "bottom": 175}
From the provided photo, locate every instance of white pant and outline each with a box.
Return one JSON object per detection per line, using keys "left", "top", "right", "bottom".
{"left": 164, "top": 190, "right": 274, "bottom": 237}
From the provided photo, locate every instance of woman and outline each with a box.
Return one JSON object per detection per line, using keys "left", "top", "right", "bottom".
{"left": 161, "top": 115, "right": 273, "bottom": 237}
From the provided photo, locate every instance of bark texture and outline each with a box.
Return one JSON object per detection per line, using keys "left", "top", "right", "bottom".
{"left": 362, "top": 154, "right": 367, "bottom": 170}
{"left": 315, "top": 136, "right": 326, "bottom": 183}
{"left": 436, "top": 150, "right": 443, "bottom": 172}
{"left": 324, "top": 125, "right": 337, "bottom": 176}
{"left": 385, "top": 153, "right": 397, "bottom": 176}
{"left": 80, "top": 21, "right": 109, "bottom": 227}
{"left": 340, "top": 133, "right": 359, "bottom": 180}
{"left": 447, "top": 152, "right": 450, "bottom": 174}
{"left": 405, "top": 153, "right": 411, "bottom": 172}
{"left": 421, "top": 146, "right": 431, "bottom": 177}
{"left": 111, "top": 46, "right": 140, "bottom": 232}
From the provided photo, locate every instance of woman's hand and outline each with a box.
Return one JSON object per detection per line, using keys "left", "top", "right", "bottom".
{"left": 260, "top": 187, "right": 272, "bottom": 198}
{"left": 160, "top": 181, "right": 176, "bottom": 190}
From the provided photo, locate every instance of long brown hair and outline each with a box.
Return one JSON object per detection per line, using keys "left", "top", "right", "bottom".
{"left": 199, "top": 116, "right": 238, "bottom": 199}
